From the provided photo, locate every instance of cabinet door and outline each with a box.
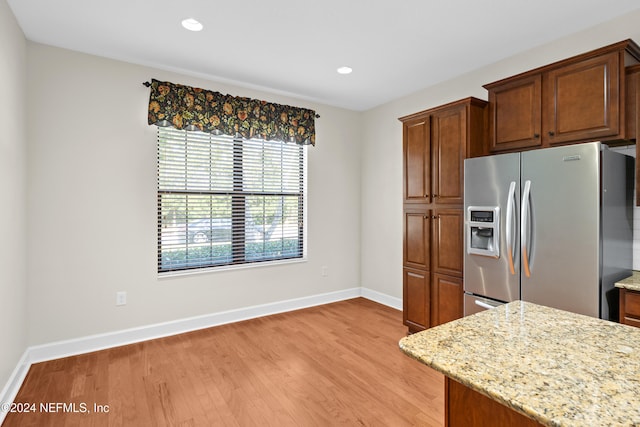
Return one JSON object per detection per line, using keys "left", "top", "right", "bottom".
{"left": 621, "top": 289, "right": 640, "bottom": 328}
{"left": 627, "top": 65, "right": 640, "bottom": 205}
{"left": 544, "top": 51, "right": 620, "bottom": 145}
{"left": 432, "top": 209, "right": 463, "bottom": 277}
{"left": 432, "top": 274, "right": 463, "bottom": 327}
{"left": 432, "top": 106, "right": 466, "bottom": 204}
{"left": 403, "top": 268, "right": 430, "bottom": 332}
{"left": 626, "top": 65, "right": 639, "bottom": 142}
{"left": 488, "top": 75, "right": 542, "bottom": 152}
{"left": 403, "top": 117, "right": 431, "bottom": 203}
{"left": 404, "top": 210, "right": 430, "bottom": 270}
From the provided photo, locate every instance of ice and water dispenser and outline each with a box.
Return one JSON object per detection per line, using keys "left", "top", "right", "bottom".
{"left": 466, "top": 207, "right": 500, "bottom": 258}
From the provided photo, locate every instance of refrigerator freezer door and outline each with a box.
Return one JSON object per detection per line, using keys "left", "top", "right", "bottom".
{"left": 599, "top": 147, "right": 633, "bottom": 320}
{"left": 464, "top": 293, "right": 506, "bottom": 316}
{"left": 464, "top": 153, "right": 520, "bottom": 303}
{"left": 520, "top": 143, "right": 600, "bottom": 317}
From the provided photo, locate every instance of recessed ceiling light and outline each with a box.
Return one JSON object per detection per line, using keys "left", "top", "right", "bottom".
{"left": 181, "top": 18, "right": 203, "bottom": 32}
{"left": 337, "top": 66, "right": 353, "bottom": 75}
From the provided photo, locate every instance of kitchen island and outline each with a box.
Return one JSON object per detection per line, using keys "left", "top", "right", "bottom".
{"left": 399, "top": 301, "right": 640, "bottom": 427}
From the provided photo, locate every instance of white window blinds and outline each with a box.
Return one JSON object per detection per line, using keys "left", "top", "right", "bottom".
{"left": 157, "top": 127, "right": 306, "bottom": 273}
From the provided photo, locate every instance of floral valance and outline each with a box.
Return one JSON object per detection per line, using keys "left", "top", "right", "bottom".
{"left": 146, "top": 79, "right": 316, "bottom": 146}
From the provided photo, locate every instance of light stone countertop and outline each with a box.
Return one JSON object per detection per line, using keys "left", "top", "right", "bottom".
{"left": 399, "top": 301, "right": 640, "bottom": 427}
{"left": 615, "top": 271, "right": 640, "bottom": 292}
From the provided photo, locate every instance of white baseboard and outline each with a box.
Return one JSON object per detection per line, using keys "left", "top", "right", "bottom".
{"left": 360, "top": 287, "right": 402, "bottom": 311}
{"left": 0, "top": 286, "right": 398, "bottom": 416}
{"left": 0, "top": 350, "right": 30, "bottom": 425}
{"left": 27, "top": 287, "right": 365, "bottom": 364}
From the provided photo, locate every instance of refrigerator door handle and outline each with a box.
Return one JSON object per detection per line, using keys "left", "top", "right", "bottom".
{"left": 521, "top": 180, "right": 532, "bottom": 278}
{"left": 505, "top": 181, "right": 517, "bottom": 275}
{"left": 474, "top": 299, "right": 501, "bottom": 310}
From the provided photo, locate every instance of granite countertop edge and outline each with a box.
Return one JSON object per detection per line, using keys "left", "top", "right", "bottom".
{"left": 615, "top": 270, "right": 640, "bottom": 291}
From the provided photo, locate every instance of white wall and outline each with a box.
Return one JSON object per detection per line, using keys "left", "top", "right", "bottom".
{"left": 15, "top": 3, "right": 640, "bottom": 352}
{"left": 26, "top": 44, "right": 362, "bottom": 345}
{"left": 0, "top": 0, "right": 27, "bottom": 389}
{"left": 360, "top": 10, "right": 640, "bottom": 298}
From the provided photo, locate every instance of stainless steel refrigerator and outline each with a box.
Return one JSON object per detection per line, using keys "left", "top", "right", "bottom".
{"left": 463, "top": 142, "right": 633, "bottom": 321}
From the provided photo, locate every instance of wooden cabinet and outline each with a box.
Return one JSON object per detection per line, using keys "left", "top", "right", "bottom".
{"left": 403, "top": 100, "right": 485, "bottom": 205}
{"left": 404, "top": 209, "right": 463, "bottom": 330}
{"left": 403, "top": 210, "right": 430, "bottom": 271}
{"left": 544, "top": 51, "right": 620, "bottom": 145}
{"left": 431, "top": 107, "right": 466, "bottom": 205}
{"left": 403, "top": 118, "right": 430, "bottom": 203}
{"left": 619, "top": 287, "right": 640, "bottom": 328}
{"left": 432, "top": 274, "right": 463, "bottom": 327}
{"left": 446, "top": 378, "right": 544, "bottom": 427}
{"left": 432, "top": 209, "right": 463, "bottom": 277}
{"left": 484, "top": 40, "right": 640, "bottom": 155}
{"left": 487, "top": 74, "right": 542, "bottom": 152}
{"left": 400, "top": 98, "right": 486, "bottom": 333}
{"left": 403, "top": 268, "right": 430, "bottom": 332}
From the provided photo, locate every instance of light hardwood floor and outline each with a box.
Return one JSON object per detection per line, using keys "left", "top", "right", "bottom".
{"left": 3, "top": 298, "right": 444, "bottom": 426}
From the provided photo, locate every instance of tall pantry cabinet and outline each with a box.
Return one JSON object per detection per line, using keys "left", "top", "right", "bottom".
{"left": 400, "top": 98, "right": 487, "bottom": 334}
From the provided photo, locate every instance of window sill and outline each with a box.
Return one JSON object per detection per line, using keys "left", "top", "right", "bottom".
{"left": 157, "top": 257, "right": 308, "bottom": 280}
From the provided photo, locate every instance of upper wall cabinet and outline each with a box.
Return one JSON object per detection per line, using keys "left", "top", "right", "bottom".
{"left": 544, "top": 51, "right": 620, "bottom": 145}
{"left": 484, "top": 40, "right": 640, "bottom": 154}
{"left": 485, "top": 74, "right": 542, "bottom": 152}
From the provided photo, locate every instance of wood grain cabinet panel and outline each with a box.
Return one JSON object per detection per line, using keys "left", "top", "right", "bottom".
{"left": 431, "top": 106, "right": 466, "bottom": 205}
{"left": 488, "top": 75, "right": 542, "bottom": 152}
{"left": 446, "top": 378, "right": 544, "bottom": 427}
{"left": 544, "top": 51, "right": 619, "bottom": 144}
{"left": 404, "top": 210, "right": 430, "bottom": 271}
{"left": 403, "top": 268, "right": 430, "bottom": 333}
{"left": 619, "top": 288, "right": 640, "bottom": 328}
{"left": 432, "top": 274, "right": 463, "bottom": 327}
{"left": 432, "top": 209, "right": 463, "bottom": 277}
{"left": 623, "top": 289, "right": 640, "bottom": 318}
{"left": 403, "top": 118, "right": 430, "bottom": 203}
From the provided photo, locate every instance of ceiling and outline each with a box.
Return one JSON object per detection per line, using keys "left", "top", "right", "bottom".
{"left": 7, "top": 0, "right": 640, "bottom": 111}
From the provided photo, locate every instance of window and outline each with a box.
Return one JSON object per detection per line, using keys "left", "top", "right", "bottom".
{"left": 157, "top": 127, "right": 306, "bottom": 273}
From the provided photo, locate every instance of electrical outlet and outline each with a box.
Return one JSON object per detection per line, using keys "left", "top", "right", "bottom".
{"left": 116, "top": 291, "right": 127, "bottom": 306}
{"left": 321, "top": 266, "right": 329, "bottom": 277}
